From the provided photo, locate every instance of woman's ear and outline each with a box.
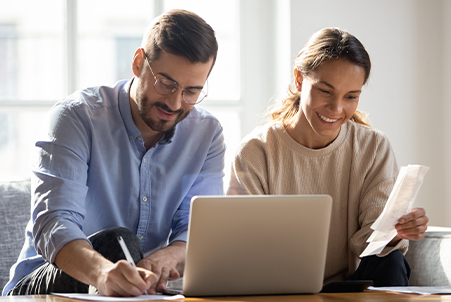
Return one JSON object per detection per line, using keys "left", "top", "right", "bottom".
{"left": 132, "top": 48, "right": 145, "bottom": 77}
{"left": 294, "top": 69, "right": 303, "bottom": 92}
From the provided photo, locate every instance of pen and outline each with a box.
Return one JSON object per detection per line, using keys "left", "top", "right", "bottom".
{"left": 117, "top": 236, "right": 149, "bottom": 295}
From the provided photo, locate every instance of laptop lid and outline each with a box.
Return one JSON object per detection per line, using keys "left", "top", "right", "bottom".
{"left": 181, "top": 195, "right": 332, "bottom": 296}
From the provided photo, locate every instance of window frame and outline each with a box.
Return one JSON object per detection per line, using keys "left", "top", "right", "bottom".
{"left": 0, "top": 0, "right": 292, "bottom": 182}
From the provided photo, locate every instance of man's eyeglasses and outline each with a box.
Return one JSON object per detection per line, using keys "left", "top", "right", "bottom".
{"left": 143, "top": 51, "right": 208, "bottom": 105}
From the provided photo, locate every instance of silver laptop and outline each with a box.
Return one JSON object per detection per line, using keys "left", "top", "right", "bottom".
{"left": 165, "top": 195, "right": 332, "bottom": 296}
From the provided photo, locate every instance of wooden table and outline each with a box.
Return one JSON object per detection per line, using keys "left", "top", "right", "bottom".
{"left": 2, "top": 292, "right": 451, "bottom": 302}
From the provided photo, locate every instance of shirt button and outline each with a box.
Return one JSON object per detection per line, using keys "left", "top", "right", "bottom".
{"left": 138, "top": 137, "right": 142, "bottom": 141}
{"left": 142, "top": 196, "right": 147, "bottom": 202}
{"left": 143, "top": 158, "right": 147, "bottom": 163}
{"left": 139, "top": 235, "right": 143, "bottom": 240}
{"left": 129, "top": 135, "right": 134, "bottom": 140}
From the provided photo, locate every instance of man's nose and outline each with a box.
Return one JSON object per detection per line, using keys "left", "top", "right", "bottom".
{"left": 165, "top": 88, "right": 184, "bottom": 111}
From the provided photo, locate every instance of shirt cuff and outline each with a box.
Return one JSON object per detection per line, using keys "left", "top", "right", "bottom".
{"left": 169, "top": 231, "right": 188, "bottom": 244}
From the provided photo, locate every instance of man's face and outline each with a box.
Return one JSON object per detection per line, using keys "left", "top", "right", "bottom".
{"left": 133, "top": 50, "right": 213, "bottom": 133}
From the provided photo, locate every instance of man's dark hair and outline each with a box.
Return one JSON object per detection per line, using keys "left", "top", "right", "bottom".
{"left": 142, "top": 9, "right": 218, "bottom": 71}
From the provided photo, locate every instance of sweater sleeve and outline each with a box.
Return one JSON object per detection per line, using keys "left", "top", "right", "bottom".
{"left": 349, "top": 131, "right": 409, "bottom": 258}
{"left": 227, "top": 137, "right": 269, "bottom": 195}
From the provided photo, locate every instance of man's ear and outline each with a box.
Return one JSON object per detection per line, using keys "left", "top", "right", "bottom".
{"left": 294, "top": 68, "right": 303, "bottom": 92}
{"left": 132, "top": 48, "right": 145, "bottom": 77}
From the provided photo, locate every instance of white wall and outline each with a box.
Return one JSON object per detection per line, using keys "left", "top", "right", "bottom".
{"left": 286, "top": 0, "right": 451, "bottom": 226}
{"left": 443, "top": 0, "right": 451, "bottom": 227}
{"left": 239, "top": 0, "right": 292, "bottom": 134}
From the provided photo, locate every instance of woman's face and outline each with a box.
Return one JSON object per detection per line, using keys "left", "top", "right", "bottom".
{"left": 292, "top": 59, "right": 366, "bottom": 149}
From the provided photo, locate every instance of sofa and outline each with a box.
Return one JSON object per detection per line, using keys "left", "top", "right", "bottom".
{"left": 0, "top": 179, "right": 30, "bottom": 293}
{"left": 1, "top": 178, "right": 451, "bottom": 292}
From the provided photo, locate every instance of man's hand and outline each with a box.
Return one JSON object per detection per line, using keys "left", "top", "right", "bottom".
{"left": 137, "top": 241, "right": 186, "bottom": 294}
{"left": 390, "top": 207, "right": 429, "bottom": 245}
{"left": 95, "top": 260, "right": 157, "bottom": 296}
{"left": 55, "top": 239, "right": 157, "bottom": 296}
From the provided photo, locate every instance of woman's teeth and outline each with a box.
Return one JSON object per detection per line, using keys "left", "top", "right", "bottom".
{"left": 318, "top": 112, "right": 338, "bottom": 123}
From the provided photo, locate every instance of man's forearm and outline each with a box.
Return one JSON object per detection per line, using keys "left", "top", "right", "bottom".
{"left": 54, "top": 239, "right": 112, "bottom": 287}
{"left": 166, "top": 241, "right": 186, "bottom": 273}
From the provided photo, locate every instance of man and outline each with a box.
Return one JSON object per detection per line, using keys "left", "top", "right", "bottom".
{"left": 3, "top": 9, "right": 224, "bottom": 296}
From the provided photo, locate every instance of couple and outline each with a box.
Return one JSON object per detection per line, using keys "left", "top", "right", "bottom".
{"left": 3, "top": 9, "right": 428, "bottom": 296}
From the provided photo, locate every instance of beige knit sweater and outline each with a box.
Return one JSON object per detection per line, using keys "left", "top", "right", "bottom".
{"left": 227, "top": 120, "right": 408, "bottom": 283}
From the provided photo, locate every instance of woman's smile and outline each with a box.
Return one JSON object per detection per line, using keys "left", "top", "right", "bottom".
{"left": 317, "top": 112, "right": 341, "bottom": 124}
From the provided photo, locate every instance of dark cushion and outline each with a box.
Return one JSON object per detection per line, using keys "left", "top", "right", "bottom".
{"left": 0, "top": 179, "right": 31, "bottom": 291}
{"left": 406, "top": 227, "right": 451, "bottom": 286}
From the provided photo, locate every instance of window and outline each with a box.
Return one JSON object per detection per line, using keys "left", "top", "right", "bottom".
{"left": 0, "top": 24, "right": 18, "bottom": 99}
{"left": 0, "top": 0, "right": 65, "bottom": 180}
{"left": 0, "top": 0, "right": 245, "bottom": 185}
{"left": 76, "top": 0, "right": 155, "bottom": 89}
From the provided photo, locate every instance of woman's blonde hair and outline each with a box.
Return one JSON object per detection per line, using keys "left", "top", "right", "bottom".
{"left": 270, "top": 27, "right": 371, "bottom": 127}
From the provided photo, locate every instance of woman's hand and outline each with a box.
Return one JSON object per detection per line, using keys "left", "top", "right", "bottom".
{"left": 395, "top": 207, "right": 429, "bottom": 241}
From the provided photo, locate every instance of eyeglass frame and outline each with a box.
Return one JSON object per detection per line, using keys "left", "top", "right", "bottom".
{"left": 141, "top": 49, "right": 209, "bottom": 105}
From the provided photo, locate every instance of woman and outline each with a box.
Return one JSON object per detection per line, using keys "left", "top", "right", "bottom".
{"left": 227, "top": 27, "right": 428, "bottom": 286}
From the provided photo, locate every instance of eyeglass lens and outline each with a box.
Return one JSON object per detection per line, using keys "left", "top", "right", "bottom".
{"left": 154, "top": 78, "right": 207, "bottom": 105}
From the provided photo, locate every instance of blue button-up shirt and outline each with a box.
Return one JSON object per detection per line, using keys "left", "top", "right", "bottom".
{"left": 3, "top": 80, "right": 225, "bottom": 295}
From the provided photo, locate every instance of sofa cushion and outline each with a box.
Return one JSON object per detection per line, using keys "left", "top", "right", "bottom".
{"left": 0, "top": 179, "right": 31, "bottom": 291}
{"left": 405, "top": 226, "right": 451, "bottom": 286}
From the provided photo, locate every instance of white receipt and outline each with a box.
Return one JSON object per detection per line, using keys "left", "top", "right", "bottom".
{"left": 360, "top": 165, "right": 430, "bottom": 257}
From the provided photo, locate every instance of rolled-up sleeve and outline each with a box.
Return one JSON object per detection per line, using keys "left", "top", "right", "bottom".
{"left": 32, "top": 101, "right": 92, "bottom": 263}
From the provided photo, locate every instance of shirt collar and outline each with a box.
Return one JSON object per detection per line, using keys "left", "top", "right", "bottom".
{"left": 119, "top": 79, "right": 141, "bottom": 140}
{"left": 159, "top": 128, "right": 174, "bottom": 145}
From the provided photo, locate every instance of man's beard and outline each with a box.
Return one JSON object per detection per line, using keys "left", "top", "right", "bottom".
{"left": 137, "top": 94, "right": 191, "bottom": 133}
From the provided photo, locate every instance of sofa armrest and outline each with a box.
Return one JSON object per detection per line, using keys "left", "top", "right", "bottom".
{"left": 0, "top": 179, "right": 31, "bottom": 291}
{"left": 405, "top": 226, "right": 451, "bottom": 286}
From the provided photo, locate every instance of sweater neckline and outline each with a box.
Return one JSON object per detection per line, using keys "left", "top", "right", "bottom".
{"left": 273, "top": 121, "right": 349, "bottom": 157}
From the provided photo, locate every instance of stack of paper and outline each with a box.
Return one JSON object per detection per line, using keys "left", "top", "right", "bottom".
{"left": 52, "top": 293, "right": 184, "bottom": 301}
{"left": 360, "top": 165, "right": 430, "bottom": 257}
{"left": 368, "top": 286, "right": 451, "bottom": 295}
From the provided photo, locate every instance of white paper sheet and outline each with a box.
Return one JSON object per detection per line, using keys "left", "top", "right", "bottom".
{"left": 360, "top": 165, "right": 429, "bottom": 257}
{"left": 368, "top": 286, "right": 451, "bottom": 295}
{"left": 51, "top": 293, "right": 185, "bottom": 301}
